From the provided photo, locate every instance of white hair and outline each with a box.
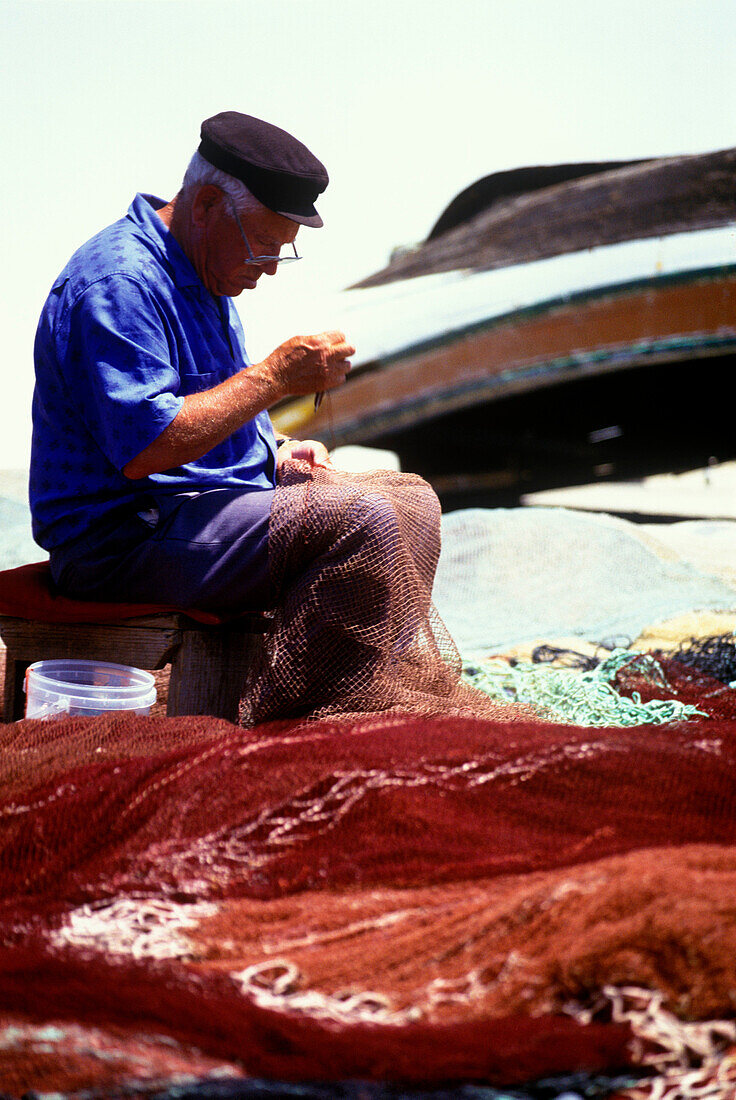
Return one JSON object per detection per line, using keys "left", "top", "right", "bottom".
{"left": 180, "top": 151, "right": 264, "bottom": 216}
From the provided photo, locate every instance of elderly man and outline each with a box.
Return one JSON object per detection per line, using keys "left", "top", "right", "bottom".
{"left": 31, "top": 111, "right": 454, "bottom": 720}
{"left": 31, "top": 112, "right": 354, "bottom": 615}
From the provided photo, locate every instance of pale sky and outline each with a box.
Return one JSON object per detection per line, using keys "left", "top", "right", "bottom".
{"left": 2, "top": 0, "right": 735, "bottom": 468}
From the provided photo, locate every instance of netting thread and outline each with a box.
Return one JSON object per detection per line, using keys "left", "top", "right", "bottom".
{"left": 568, "top": 986, "right": 736, "bottom": 1099}
{"left": 665, "top": 633, "right": 736, "bottom": 687}
{"left": 462, "top": 651, "right": 707, "bottom": 727}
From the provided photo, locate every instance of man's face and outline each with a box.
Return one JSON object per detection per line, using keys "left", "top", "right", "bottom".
{"left": 191, "top": 187, "right": 299, "bottom": 297}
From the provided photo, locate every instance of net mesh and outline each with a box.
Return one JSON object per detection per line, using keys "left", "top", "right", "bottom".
{"left": 434, "top": 508, "right": 736, "bottom": 658}
{"left": 664, "top": 633, "right": 736, "bottom": 685}
{"left": 240, "top": 463, "right": 514, "bottom": 724}
{"left": 2, "top": 684, "right": 736, "bottom": 1093}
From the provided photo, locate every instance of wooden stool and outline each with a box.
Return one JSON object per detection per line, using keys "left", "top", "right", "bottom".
{"left": 0, "top": 563, "right": 269, "bottom": 723}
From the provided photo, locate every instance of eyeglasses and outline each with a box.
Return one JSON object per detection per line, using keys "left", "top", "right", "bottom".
{"left": 226, "top": 197, "right": 301, "bottom": 267}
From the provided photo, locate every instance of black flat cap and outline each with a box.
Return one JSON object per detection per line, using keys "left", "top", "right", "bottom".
{"left": 199, "top": 111, "right": 328, "bottom": 228}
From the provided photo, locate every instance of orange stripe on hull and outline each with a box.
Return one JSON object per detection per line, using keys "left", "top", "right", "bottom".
{"left": 283, "top": 274, "right": 736, "bottom": 444}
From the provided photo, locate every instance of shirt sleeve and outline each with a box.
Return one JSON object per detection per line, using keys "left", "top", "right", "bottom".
{"left": 58, "top": 273, "right": 185, "bottom": 471}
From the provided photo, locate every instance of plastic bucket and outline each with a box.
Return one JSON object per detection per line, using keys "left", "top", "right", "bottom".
{"left": 24, "top": 659, "right": 156, "bottom": 719}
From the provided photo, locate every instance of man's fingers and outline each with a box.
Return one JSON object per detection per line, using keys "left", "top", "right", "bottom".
{"left": 325, "top": 362, "right": 351, "bottom": 391}
{"left": 281, "top": 438, "right": 333, "bottom": 468}
{"left": 332, "top": 342, "right": 355, "bottom": 361}
{"left": 318, "top": 332, "right": 356, "bottom": 360}
{"left": 300, "top": 332, "right": 355, "bottom": 362}
{"left": 274, "top": 331, "right": 355, "bottom": 396}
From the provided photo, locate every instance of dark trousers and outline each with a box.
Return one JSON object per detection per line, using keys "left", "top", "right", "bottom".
{"left": 50, "top": 488, "right": 275, "bottom": 614}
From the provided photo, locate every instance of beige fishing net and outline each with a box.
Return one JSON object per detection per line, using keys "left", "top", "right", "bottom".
{"left": 241, "top": 461, "right": 513, "bottom": 724}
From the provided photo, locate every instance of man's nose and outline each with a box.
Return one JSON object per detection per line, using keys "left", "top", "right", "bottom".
{"left": 263, "top": 260, "right": 279, "bottom": 277}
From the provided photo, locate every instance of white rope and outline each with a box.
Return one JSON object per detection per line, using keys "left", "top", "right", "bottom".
{"left": 232, "top": 958, "right": 415, "bottom": 1025}
{"left": 569, "top": 986, "right": 736, "bottom": 1099}
{"left": 51, "top": 897, "right": 217, "bottom": 960}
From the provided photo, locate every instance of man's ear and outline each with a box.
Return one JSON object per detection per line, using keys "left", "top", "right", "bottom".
{"left": 191, "top": 184, "right": 225, "bottom": 227}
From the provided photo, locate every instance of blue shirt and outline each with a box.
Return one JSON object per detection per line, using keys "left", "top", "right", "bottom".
{"left": 31, "top": 193, "right": 277, "bottom": 550}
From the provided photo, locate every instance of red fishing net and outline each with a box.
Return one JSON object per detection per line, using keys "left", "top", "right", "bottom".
{"left": 2, "top": 693, "right": 736, "bottom": 1094}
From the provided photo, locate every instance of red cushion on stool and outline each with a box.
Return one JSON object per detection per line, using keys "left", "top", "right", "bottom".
{"left": 0, "top": 562, "right": 224, "bottom": 625}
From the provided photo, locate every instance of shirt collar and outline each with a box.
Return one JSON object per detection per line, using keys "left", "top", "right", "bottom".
{"left": 126, "top": 192, "right": 203, "bottom": 289}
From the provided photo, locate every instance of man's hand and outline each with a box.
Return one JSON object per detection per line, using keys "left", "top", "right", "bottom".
{"left": 262, "top": 331, "right": 355, "bottom": 399}
{"left": 123, "top": 330, "right": 354, "bottom": 480}
{"left": 277, "top": 438, "right": 332, "bottom": 475}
